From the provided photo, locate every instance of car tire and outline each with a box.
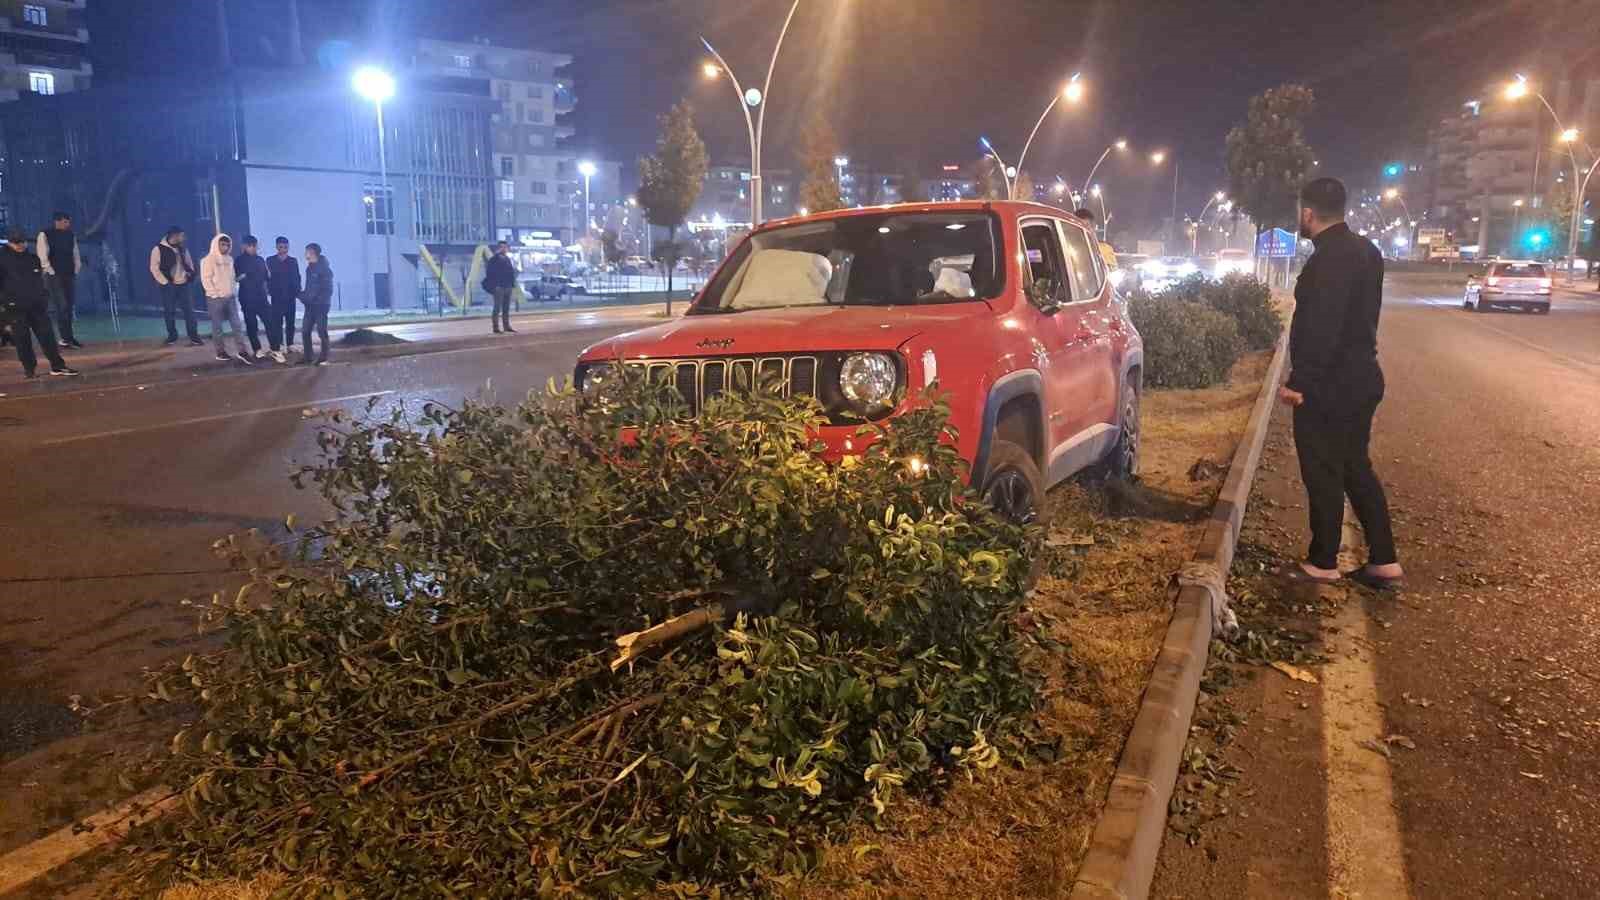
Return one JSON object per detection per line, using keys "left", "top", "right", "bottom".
{"left": 1475, "top": 299, "right": 1491, "bottom": 313}
{"left": 981, "top": 439, "right": 1047, "bottom": 528}
{"left": 1537, "top": 304, "right": 1551, "bottom": 315}
{"left": 1107, "top": 380, "right": 1142, "bottom": 482}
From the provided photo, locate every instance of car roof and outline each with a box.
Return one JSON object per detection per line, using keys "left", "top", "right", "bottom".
{"left": 758, "top": 200, "right": 1091, "bottom": 232}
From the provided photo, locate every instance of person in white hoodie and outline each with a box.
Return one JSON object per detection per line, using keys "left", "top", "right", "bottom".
{"left": 199, "top": 233, "right": 252, "bottom": 365}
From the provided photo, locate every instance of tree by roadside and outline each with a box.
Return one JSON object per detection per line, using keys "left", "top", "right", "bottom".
{"left": 1225, "top": 84, "right": 1317, "bottom": 232}
{"left": 797, "top": 113, "right": 844, "bottom": 214}
{"left": 1013, "top": 170, "right": 1035, "bottom": 203}
{"left": 637, "top": 100, "right": 708, "bottom": 311}
{"left": 972, "top": 157, "right": 1008, "bottom": 200}
{"left": 898, "top": 161, "right": 929, "bottom": 203}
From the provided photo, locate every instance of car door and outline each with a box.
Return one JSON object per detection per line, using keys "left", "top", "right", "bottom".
{"left": 1056, "top": 219, "right": 1118, "bottom": 431}
{"left": 1018, "top": 217, "right": 1100, "bottom": 476}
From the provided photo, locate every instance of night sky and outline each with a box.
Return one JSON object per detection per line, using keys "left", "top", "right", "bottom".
{"left": 90, "top": 0, "right": 1548, "bottom": 232}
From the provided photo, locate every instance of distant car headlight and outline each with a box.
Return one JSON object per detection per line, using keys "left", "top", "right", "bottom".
{"left": 838, "top": 352, "right": 899, "bottom": 413}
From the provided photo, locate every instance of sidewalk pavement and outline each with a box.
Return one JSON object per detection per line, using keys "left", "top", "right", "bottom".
{"left": 0, "top": 303, "right": 670, "bottom": 395}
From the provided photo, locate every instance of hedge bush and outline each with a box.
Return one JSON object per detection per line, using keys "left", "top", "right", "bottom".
{"left": 1127, "top": 291, "right": 1244, "bottom": 389}
{"left": 129, "top": 375, "right": 1040, "bottom": 897}
{"left": 1158, "top": 273, "right": 1281, "bottom": 352}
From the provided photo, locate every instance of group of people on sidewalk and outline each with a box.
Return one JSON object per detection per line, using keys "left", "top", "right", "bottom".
{"left": 151, "top": 228, "right": 335, "bottom": 367}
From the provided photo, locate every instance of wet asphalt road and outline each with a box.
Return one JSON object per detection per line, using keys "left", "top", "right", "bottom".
{"left": 0, "top": 316, "right": 650, "bottom": 759}
{"left": 5, "top": 273, "right": 1600, "bottom": 895}
{"left": 1153, "top": 272, "right": 1600, "bottom": 899}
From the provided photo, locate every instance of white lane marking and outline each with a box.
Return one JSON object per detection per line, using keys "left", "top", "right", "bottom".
{"left": 0, "top": 785, "right": 177, "bottom": 893}
{"left": 39, "top": 390, "right": 396, "bottom": 446}
{"left": 1456, "top": 316, "right": 1600, "bottom": 375}
{"left": 1322, "top": 513, "right": 1412, "bottom": 899}
{"left": 0, "top": 330, "right": 635, "bottom": 406}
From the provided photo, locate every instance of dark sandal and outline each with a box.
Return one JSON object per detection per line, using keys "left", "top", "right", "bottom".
{"left": 1280, "top": 563, "right": 1342, "bottom": 586}
{"left": 1349, "top": 568, "right": 1404, "bottom": 592}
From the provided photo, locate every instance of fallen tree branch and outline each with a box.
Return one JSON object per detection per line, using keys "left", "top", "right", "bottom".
{"left": 611, "top": 605, "right": 724, "bottom": 672}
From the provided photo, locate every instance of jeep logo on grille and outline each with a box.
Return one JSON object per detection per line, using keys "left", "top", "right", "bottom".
{"left": 695, "top": 337, "right": 736, "bottom": 350}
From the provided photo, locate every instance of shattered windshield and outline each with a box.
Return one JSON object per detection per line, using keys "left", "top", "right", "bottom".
{"left": 694, "top": 212, "right": 1004, "bottom": 312}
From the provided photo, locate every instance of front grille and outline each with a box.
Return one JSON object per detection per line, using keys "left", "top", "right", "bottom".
{"left": 625, "top": 355, "right": 821, "bottom": 417}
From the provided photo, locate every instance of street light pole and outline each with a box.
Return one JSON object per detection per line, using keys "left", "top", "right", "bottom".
{"left": 980, "top": 137, "right": 1013, "bottom": 199}
{"left": 1015, "top": 73, "right": 1084, "bottom": 194}
{"left": 578, "top": 161, "right": 595, "bottom": 259}
{"left": 701, "top": 0, "right": 800, "bottom": 226}
{"left": 1195, "top": 191, "right": 1224, "bottom": 254}
{"left": 1507, "top": 75, "right": 1597, "bottom": 273}
{"left": 1081, "top": 139, "right": 1127, "bottom": 197}
{"left": 354, "top": 66, "right": 397, "bottom": 310}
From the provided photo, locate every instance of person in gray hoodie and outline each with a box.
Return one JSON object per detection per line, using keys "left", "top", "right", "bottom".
{"left": 199, "top": 233, "right": 253, "bottom": 364}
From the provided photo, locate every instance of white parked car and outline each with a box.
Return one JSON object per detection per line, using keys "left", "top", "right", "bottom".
{"left": 1463, "top": 260, "right": 1551, "bottom": 314}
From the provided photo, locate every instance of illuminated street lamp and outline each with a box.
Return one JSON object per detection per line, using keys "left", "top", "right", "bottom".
{"left": 700, "top": 0, "right": 802, "bottom": 224}
{"left": 979, "top": 136, "right": 1013, "bottom": 199}
{"left": 1505, "top": 74, "right": 1597, "bottom": 269}
{"left": 353, "top": 66, "right": 397, "bottom": 308}
{"left": 1382, "top": 189, "right": 1415, "bottom": 253}
{"left": 1194, "top": 191, "right": 1226, "bottom": 253}
{"left": 578, "top": 160, "right": 597, "bottom": 250}
{"left": 1013, "top": 72, "right": 1087, "bottom": 198}
{"left": 1149, "top": 150, "right": 1179, "bottom": 248}
{"left": 1081, "top": 138, "right": 1128, "bottom": 198}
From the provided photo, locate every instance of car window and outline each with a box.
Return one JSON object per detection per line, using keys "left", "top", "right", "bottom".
{"left": 1020, "top": 220, "right": 1069, "bottom": 305}
{"left": 1491, "top": 262, "right": 1546, "bottom": 277}
{"left": 694, "top": 212, "right": 1003, "bottom": 311}
{"left": 1056, "top": 220, "right": 1103, "bottom": 300}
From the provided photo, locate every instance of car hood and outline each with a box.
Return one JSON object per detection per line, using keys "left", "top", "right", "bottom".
{"left": 579, "top": 303, "right": 993, "bottom": 361}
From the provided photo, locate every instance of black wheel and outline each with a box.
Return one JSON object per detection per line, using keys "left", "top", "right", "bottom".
{"left": 1536, "top": 304, "right": 1551, "bottom": 315}
{"left": 981, "top": 439, "right": 1046, "bottom": 527}
{"left": 1475, "top": 299, "right": 1491, "bottom": 313}
{"left": 1108, "top": 379, "right": 1142, "bottom": 481}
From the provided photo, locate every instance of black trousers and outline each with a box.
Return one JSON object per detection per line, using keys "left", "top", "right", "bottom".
{"left": 48, "top": 274, "right": 77, "bottom": 343}
{"left": 11, "top": 304, "right": 65, "bottom": 374}
{"left": 491, "top": 287, "right": 513, "bottom": 331}
{"left": 302, "top": 303, "right": 330, "bottom": 361}
{"left": 270, "top": 291, "right": 297, "bottom": 349}
{"left": 242, "top": 298, "right": 280, "bottom": 351}
{"left": 162, "top": 281, "right": 200, "bottom": 341}
{"left": 1293, "top": 396, "right": 1398, "bottom": 571}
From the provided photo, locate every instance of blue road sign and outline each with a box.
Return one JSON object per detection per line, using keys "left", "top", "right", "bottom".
{"left": 1256, "top": 227, "right": 1298, "bottom": 259}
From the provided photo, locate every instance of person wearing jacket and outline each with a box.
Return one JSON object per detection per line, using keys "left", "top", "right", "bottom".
{"left": 1, "top": 228, "right": 77, "bottom": 377}
{"left": 37, "top": 212, "right": 84, "bottom": 348}
{"left": 299, "top": 242, "right": 333, "bottom": 365}
{"left": 266, "top": 236, "right": 302, "bottom": 357}
{"left": 485, "top": 240, "right": 518, "bottom": 334}
{"left": 199, "top": 233, "right": 253, "bottom": 365}
{"left": 150, "top": 227, "right": 202, "bottom": 346}
{"left": 235, "top": 236, "right": 280, "bottom": 363}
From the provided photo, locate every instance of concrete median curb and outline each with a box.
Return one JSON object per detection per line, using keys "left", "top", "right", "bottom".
{"left": 1070, "top": 326, "right": 1291, "bottom": 900}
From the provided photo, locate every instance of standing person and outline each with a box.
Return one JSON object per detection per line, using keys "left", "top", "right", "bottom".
{"left": 1074, "top": 208, "right": 1118, "bottom": 272}
{"left": 485, "top": 240, "right": 518, "bottom": 334}
{"left": 150, "top": 227, "right": 203, "bottom": 346}
{"left": 299, "top": 242, "right": 333, "bottom": 366}
{"left": 266, "top": 236, "right": 301, "bottom": 357}
{"left": 235, "top": 236, "right": 281, "bottom": 362}
{"left": 1278, "top": 177, "right": 1402, "bottom": 590}
{"left": 199, "top": 233, "right": 253, "bottom": 365}
{"left": 0, "top": 228, "right": 78, "bottom": 377}
{"left": 37, "top": 212, "right": 83, "bottom": 348}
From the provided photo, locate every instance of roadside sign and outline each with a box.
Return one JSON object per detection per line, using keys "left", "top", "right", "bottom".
{"left": 1416, "top": 228, "right": 1448, "bottom": 246}
{"left": 1256, "top": 228, "right": 1297, "bottom": 259}
{"left": 1429, "top": 243, "right": 1460, "bottom": 261}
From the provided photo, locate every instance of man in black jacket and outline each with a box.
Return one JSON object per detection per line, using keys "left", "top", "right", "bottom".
{"left": 37, "top": 212, "right": 83, "bottom": 348}
{"left": 299, "top": 243, "right": 334, "bottom": 365}
{"left": 266, "top": 236, "right": 301, "bottom": 357}
{"left": 235, "top": 236, "right": 280, "bottom": 362}
{"left": 1279, "top": 177, "right": 1401, "bottom": 590}
{"left": 485, "top": 240, "right": 518, "bottom": 334}
{"left": 1, "top": 228, "right": 78, "bottom": 377}
{"left": 150, "top": 226, "right": 202, "bottom": 346}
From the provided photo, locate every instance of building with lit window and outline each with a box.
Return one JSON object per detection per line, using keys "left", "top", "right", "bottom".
{"left": 0, "top": 66, "right": 498, "bottom": 313}
{"left": 0, "top": 0, "right": 91, "bottom": 103}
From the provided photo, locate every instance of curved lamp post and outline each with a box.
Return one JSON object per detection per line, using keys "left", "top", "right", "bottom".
{"left": 1014, "top": 73, "right": 1084, "bottom": 193}
{"left": 701, "top": 0, "right": 801, "bottom": 225}
{"left": 1082, "top": 138, "right": 1127, "bottom": 197}
{"left": 1506, "top": 75, "right": 1597, "bottom": 271}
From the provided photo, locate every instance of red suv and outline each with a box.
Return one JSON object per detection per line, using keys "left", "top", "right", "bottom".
{"left": 575, "top": 201, "right": 1143, "bottom": 523}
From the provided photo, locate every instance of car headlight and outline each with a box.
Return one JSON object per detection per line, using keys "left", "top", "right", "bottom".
{"left": 838, "top": 352, "right": 898, "bottom": 413}
{"left": 577, "top": 362, "right": 613, "bottom": 392}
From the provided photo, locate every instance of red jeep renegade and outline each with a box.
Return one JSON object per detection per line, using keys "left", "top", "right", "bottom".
{"left": 575, "top": 200, "right": 1143, "bottom": 523}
